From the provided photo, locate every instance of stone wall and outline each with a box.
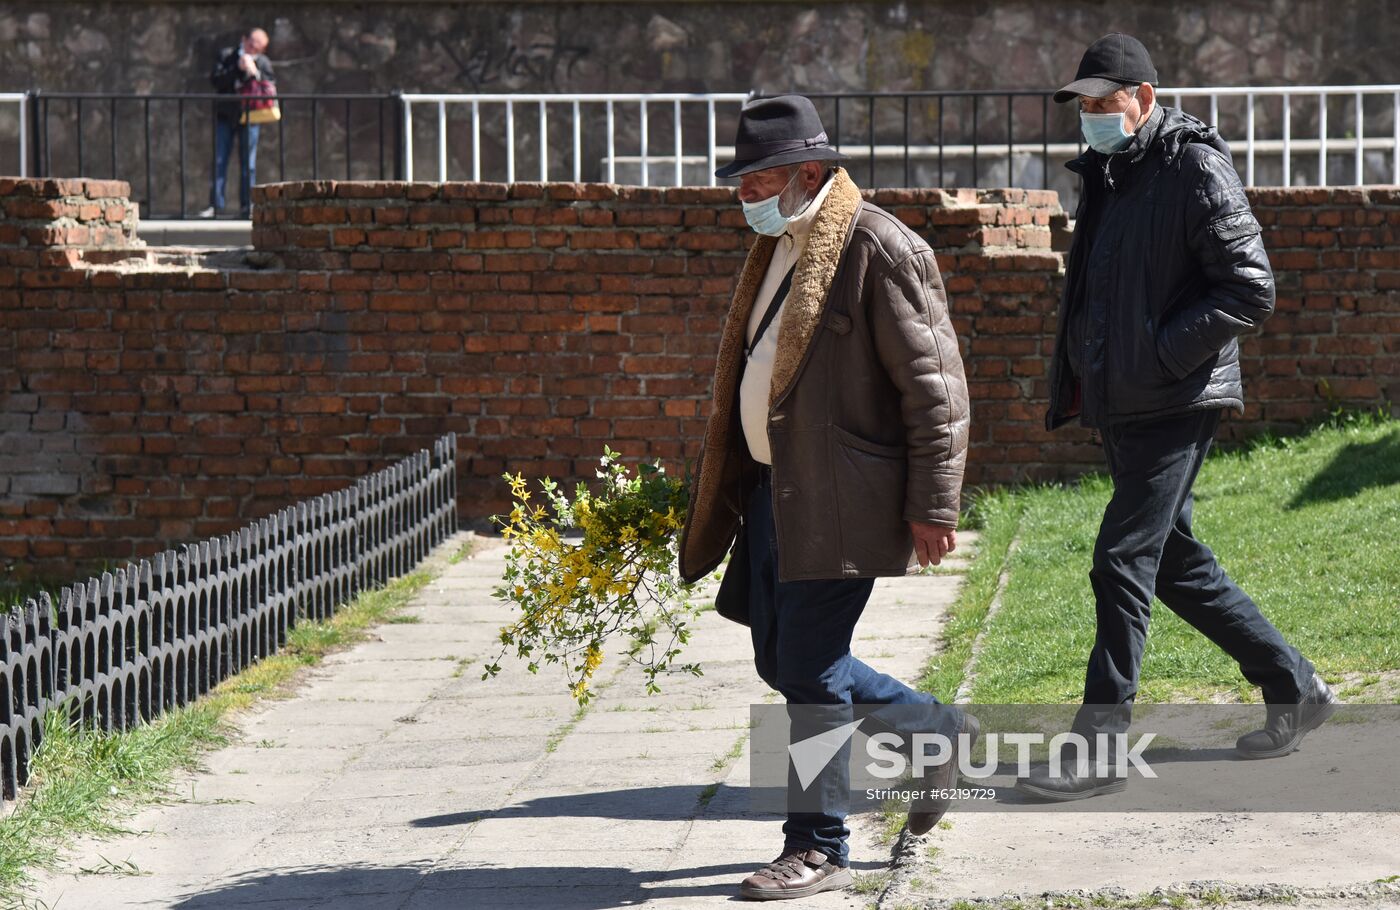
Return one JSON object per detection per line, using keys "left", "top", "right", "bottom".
{"left": 5, "top": 2, "right": 1390, "bottom": 97}
{"left": 3, "top": 2, "right": 1397, "bottom": 203}
{"left": 3, "top": 174, "right": 1397, "bottom": 579}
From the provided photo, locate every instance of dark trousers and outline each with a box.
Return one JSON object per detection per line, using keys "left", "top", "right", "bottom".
{"left": 210, "top": 117, "right": 260, "bottom": 215}
{"left": 745, "top": 467, "right": 961, "bottom": 866}
{"left": 1074, "top": 408, "right": 1314, "bottom": 738}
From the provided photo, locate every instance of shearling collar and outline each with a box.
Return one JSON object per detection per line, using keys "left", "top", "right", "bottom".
{"left": 766, "top": 167, "right": 863, "bottom": 405}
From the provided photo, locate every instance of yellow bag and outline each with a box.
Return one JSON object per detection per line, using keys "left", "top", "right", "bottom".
{"left": 238, "top": 79, "right": 280, "bottom": 125}
{"left": 241, "top": 103, "right": 281, "bottom": 125}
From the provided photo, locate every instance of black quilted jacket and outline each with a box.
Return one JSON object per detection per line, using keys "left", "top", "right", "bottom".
{"left": 1046, "top": 105, "right": 1275, "bottom": 430}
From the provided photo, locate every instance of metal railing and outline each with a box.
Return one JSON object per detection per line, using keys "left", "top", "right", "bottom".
{"left": 400, "top": 92, "right": 751, "bottom": 186}
{"left": 1163, "top": 85, "right": 1400, "bottom": 187}
{"left": 7, "top": 85, "right": 1400, "bottom": 216}
{"left": 785, "top": 87, "right": 1400, "bottom": 197}
{"left": 0, "top": 93, "right": 28, "bottom": 177}
{"left": 0, "top": 434, "right": 457, "bottom": 808}
{"left": 22, "top": 90, "right": 401, "bottom": 219}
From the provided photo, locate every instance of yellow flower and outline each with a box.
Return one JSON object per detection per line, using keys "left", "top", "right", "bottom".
{"left": 619, "top": 525, "right": 638, "bottom": 544}
{"left": 584, "top": 643, "right": 604, "bottom": 674}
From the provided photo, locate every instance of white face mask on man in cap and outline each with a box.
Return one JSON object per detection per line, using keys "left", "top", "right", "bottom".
{"left": 1078, "top": 85, "right": 1153, "bottom": 155}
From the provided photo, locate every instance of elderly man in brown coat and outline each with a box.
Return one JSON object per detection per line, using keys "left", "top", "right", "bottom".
{"left": 677, "top": 95, "right": 975, "bottom": 900}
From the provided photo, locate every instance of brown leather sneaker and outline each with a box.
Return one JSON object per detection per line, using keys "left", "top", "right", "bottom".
{"left": 738, "top": 847, "right": 852, "bottom": 900}
{"left": 907, "top": 711, "right": 980, "bottom": 835}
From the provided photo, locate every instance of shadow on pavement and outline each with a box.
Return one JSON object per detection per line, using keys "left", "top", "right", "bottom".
{"left": 165, "top": 858, "right": 884, "bottom": 908}
{"left": 410, "top": 784, "right": 889, "bottom": 825}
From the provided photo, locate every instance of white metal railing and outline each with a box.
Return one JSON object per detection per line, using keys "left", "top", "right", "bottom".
{"left": 8, "top": 86, "right": 1398, "bottom": 191}
{"left": 1164, "top": 84, "right": 1400, "bottom": 187}
{"left": 1, "top": 93, "right": 28, "bottom": 177}
{"left": 401, "top": 86, "right": 1400, "bottom": 190}
{"left": 400, "top": 92, "right": 751, "bottom": 186}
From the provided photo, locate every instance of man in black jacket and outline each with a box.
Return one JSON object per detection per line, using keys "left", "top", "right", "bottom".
{"left": 1018, "top": 34, "right": 1336, "bottom": 801}
{"left": 199, "top": 28, "right": 274, "bottom": 219}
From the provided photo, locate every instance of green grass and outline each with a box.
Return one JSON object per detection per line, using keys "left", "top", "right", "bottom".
{"left": 950, "top": 414, "right": 1400, "bottom": 704}
{"left": 0, "top": 569, "right": 435, "bottom": 902}
{"left": 543, "top": 701, "right": 591, "bottom": 754}
{"left": 708, "top": 730, "right": 748, "bottom": 773}
{"left": 446, "top": 537, "right": 481, "bottom": 565}
{"left": 917, "top": 488, "right": 1026, "bottom": 699}
{"left": 850, "top": 869, "right": 891, "bottom": 895}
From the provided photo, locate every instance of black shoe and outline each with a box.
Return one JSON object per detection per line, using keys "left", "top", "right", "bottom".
{"left": 1235, "top": 672, "right": 1338, "bottom": 759}
{"left": 907, "top": 711, "right": 979, "bottom": 835}
{"left": 1015, "top": 761, "right": 1126, "bottom": 802}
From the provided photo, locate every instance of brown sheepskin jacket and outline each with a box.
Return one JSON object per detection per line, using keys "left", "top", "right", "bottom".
{"left": 678, "top": 167, "right": 969, "bottom": 585}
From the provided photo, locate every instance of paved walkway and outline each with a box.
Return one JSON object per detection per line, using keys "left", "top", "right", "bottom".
{"left": 22, "top": 528, "right": 1400, "bottom": 909}
{"left": 24, "top": 530, "right": 972, "bottom": 909}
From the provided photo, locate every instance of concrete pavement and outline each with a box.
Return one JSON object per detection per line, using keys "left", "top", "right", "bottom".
{"left": 22, "top": 529, "right": 971, "bottom": 909}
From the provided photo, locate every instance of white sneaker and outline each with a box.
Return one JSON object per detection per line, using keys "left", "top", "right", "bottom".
{"left": 196, "top": 206, "right": 216, "bottom": 218}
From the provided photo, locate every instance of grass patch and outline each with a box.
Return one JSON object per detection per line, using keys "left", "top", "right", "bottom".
{"left": 874, "top": 794, "right": 908, "bottom": 845}
{"left": 850, "top": 869, "right": 891, "bottom": 895}
{"left": 543, "top": 702, "right": 590, "bottom": 754}
{"left": 0, "top": 569, "right": 435, "bottom": 902}
{"left": 447, "top": 537, "right": 481, "bottom": 565}
{"left": 957, "top": 415, "right": 1400, "bottom": 703}
{"left": 917, "top": 488, "right": 1026, "bottom": 700}
{"left": 708, "top": 731, "right": 748, "bottom": 774}
{"left": 695, "top": 781, "right": 720, "bottom": 809}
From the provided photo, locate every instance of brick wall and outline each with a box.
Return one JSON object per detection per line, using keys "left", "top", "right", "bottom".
{"left": 0, "top": 178, "right": 141, "bottom": 267}
{"left": 2, "top": 176, "right": 1396, "bottom": 578}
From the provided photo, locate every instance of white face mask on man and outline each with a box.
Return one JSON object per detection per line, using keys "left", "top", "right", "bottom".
{"left": 741, "top": 167, "right": 817, "bottom": 237}
{"left": 1079, "top": 86, "right": 1142, "bottom": 155}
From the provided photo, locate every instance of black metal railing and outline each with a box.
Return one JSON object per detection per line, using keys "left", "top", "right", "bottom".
{"left": 17, "top": 88, "right": 1086, "bottom": 213}
{"left": 26, "top": 91, "right": 403, "bottom": 220}
{"left": 17, "top": 85, "right": 1393, "bottom": 215}
{"left": 753, "top": 90, "right": 1086, "bottom": 203}
{"left": 0, "top": 434, "right": 457, "bottom": 807}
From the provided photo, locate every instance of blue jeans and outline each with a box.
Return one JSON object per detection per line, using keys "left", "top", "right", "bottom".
{"left": 745, "top": 469, "right": 961, "bottom": 867}
{"left": 210, "top": 117, "right": 260, "bottom": 215}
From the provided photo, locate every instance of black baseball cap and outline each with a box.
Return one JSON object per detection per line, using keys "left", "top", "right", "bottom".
{"left": 1054, "top": 33, "right": 1158, "bottom": 104}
